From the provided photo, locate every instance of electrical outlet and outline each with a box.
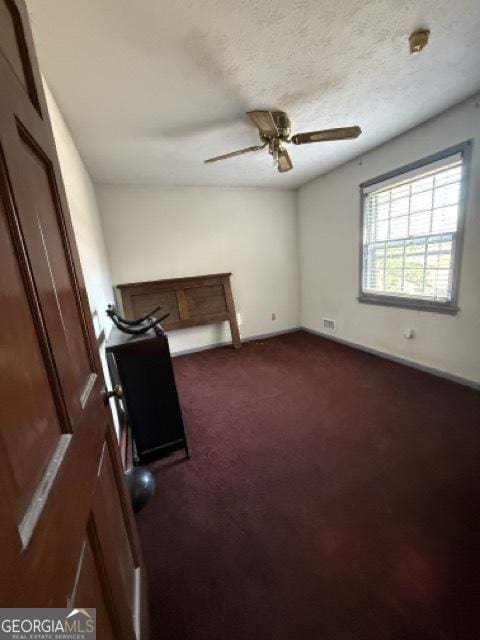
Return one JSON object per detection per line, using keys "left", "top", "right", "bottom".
{"left": 271, "top": 312, "right": 276, "bottom": 321}
{"left": 236, "top": 312, "right": 242, "bottom": 326}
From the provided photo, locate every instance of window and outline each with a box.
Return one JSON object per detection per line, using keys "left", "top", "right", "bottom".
{"left": 359, "top": 142, "right": 471, "bottom": 314}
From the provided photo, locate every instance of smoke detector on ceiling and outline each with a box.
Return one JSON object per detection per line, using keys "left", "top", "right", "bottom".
{"left": 409, "top": 29, "right": 430, "bottom": 54}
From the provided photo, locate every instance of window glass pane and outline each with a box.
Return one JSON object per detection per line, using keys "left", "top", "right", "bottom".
{"left": 404, "top": 251, "right": 425, "bottom": 270}
{"left": 432, "top": 205, "right": 457, "bottom": 233}
{"left": 438, "top": 252, "right": 451, "bottom": 269}
{"left": 435, "top": 270, "right": 450, "bottom": 299}
{"left": 405, "top": 237, "right": 426, "bottom": 253}
{"left": 423, "top": 268, "right": 438, "bottom": 297}
{"left": 426, "top": 252, "right": 439, "bottom": 268}
{"left": 375, "top": 219, "right": 388, "bottom": 241}
{"left": 434, "top": 166, "right": 462, "bottom": 187}
{"left": 390, "top": 215, "right": 408, "bottom": 239}
{"left": 404, "top": 269, "right": 425, "bottom": 294}
{"left": 433, "top": 182, "right": 460, "bottom": 207}
{"left": 385, "top": 243, "right": 403, "bottom": 268}
{"left": 410, "top": 190, "right": 432, "bottom": 212}
{"left": 384, "top": 268, "right": 403, "bottom": 292}
{"left": 366, "top": 269, "right": 384, "bottom": 291}
{"left": 409, "top": 211, "right": 430, "bottom": 235}
{"left": 361, "top": 153, "right": 463, "bottom": 305}
{"left": 374, "top": 201, "right": 390, "bottom": 220}
{"left": 391, "top": 197, "right": 409, "bottom": 217}
{"left": 411, "top": 175, "right": 433, "bottom": 193}
{"left": 369, "top": 245, "right": 385, "bottom": 270}
{"left": 390, "top": 184, "right": 410, "bottom": 200}
{"left": 374, "top": 191, "right": 390, "bottom": 205}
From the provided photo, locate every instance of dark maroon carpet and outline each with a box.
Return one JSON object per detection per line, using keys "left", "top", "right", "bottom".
{"left": 137, "top": 330, "right": 480, "bottom": 640}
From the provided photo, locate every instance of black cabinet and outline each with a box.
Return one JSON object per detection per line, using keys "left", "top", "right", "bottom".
{"left": 106, "top": 326, "right": 189, "bottom": 464}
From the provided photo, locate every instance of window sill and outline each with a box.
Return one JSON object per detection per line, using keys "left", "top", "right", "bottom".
{"left": 357, "top": 294, "right": 459, "bottom": 315}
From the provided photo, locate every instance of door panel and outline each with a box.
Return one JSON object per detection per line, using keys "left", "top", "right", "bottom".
{"left": 0, "top": 0, "right": 25, "bottom": 82}
{"left": 0, "top": 0, "right": 39, "bottom": 108}
{"left": 2, "top": 1, "right": 25, "bottom": 88}
{"left": 95, "top": 448, "right": 137, "bottom": 608}
{"left": 72, "top": 533, "right": 117, "bottom": 640}
{"left": 0, "top": 154, "right": 62, "bottom": 521}
{"left": 16, "top": 128, "right": 94, "bottom": 412}
{"left": 0, "top": 2, "right": 148, "bottom": 636}
{"left": 92, "top": 447, "right": 140, "bottom": 636}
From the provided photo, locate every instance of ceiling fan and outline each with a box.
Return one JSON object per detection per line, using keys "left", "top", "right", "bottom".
{"left": 204, "top": 111, "right": 362, "bottom": 173}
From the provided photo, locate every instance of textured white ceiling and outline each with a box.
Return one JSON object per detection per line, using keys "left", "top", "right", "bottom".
{"left": 26, "top": 0, "right": 480, "bottom": 188}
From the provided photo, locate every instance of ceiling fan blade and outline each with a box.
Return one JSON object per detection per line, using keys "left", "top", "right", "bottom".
{"left": 247, "top": 111, "right": 279, "bottom": 138}
{"left": 204, "top": 142, "right": 267, "bottom": 164}
{"left": 291, "top": 126, "right": 362, "bottom": 145}
{"left": 277, "top": 147, "right": 293, "bottom": 173}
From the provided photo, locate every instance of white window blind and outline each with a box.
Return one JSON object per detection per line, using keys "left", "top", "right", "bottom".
{"left": 361, "top": 153, "right": 465, "bottom": 305}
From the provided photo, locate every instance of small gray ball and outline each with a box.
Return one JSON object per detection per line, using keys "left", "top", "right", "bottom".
{"left": 125, "top": 466, "right": 156, "bottom": 513}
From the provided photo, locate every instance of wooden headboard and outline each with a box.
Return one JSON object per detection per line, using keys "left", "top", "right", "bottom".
{"left": 116, "top": 272, "right": 241, "bottom": 349}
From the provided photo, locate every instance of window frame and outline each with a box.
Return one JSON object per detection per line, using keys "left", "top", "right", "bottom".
{"left": 358, "top": 140, "right": 472, "bottom": 315}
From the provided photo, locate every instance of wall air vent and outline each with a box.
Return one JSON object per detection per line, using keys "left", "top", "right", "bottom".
{"left": 322, "top": 318, "right": 335, "bottom": 332}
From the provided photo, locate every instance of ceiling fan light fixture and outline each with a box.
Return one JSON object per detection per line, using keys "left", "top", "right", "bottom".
{"left": 269, "top": 138, "right": 279, "bottom": 165}
{"left": 277, "top": 147, "right": 293, "bottom": 173}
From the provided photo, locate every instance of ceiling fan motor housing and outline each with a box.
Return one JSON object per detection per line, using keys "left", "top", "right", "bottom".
{"left": 275, "top": 111, "right": 291, "bottom": 139}
{"left": 263, "top": 111, "right": 291, "bottom": 141}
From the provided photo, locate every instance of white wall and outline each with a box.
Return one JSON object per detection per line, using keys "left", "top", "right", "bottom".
{"left": 298, "top": 95, "right": 480, "bottom": 384}
{"left": 45, "top": 81, "right": 114, "bottom": 333}
{"left": 44, "top": 81, "right": 119, "bottom": 429}
{"left": 97, "top": 185, "right": 300, "bottom": 353}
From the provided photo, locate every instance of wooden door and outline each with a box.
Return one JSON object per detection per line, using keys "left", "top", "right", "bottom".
{"left": 0, "top": 1, "right": 147, "bottom": 637}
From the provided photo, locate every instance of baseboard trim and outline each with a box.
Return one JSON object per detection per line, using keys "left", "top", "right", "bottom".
{"left": 302, "top": 327, "right": 480, "bottom": 390}
{"left": 243, "top": 327, "right": 302, "bottom": 343}
{"left": 171, "top": 327, "right": 301, "bottom": 358}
